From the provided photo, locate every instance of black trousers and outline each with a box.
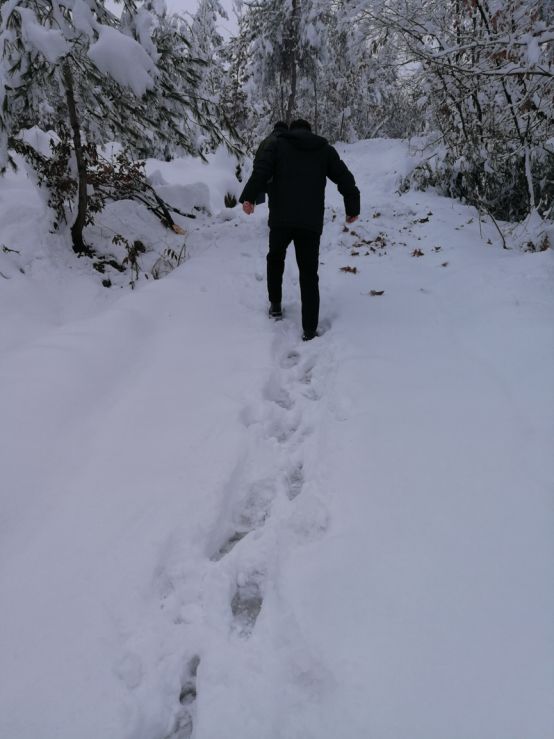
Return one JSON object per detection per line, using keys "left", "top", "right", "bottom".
{"left": 267, "top": 227, "right": 320, "bottom": 334}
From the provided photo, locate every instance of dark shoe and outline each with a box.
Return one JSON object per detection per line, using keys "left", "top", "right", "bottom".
{"left": 269, "top": 302, "right": 282, "bottom": 319}
{"left": 302, "top": 330, "right": 318, "bottom": 342}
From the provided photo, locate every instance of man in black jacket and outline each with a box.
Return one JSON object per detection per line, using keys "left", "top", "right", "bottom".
{"left": 240, "top": 119, "right": 360, "bottom": 341}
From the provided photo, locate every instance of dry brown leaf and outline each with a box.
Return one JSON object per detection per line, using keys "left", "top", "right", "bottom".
{"left": 369, "top": 290, "right": 385, "bottom": 296}
{"left": 412, "top": 249, "right": 425, "bottom": 257}
{"left": 171, "top": 224, "right": 186, "bottom": 235}
{"left": 340, "top": 265, "right": 358, "bottom": 274}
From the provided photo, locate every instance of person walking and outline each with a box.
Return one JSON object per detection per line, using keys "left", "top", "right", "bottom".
{"left": 239, "top": 119, "right": 360, "bottom": 341}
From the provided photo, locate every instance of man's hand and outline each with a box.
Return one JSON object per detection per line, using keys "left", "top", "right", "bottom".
{"left": 346, "top": 215, "right": 358, "bottom": 224}
{"left": 242, "top": 201, "right": 255, "bottom": 215}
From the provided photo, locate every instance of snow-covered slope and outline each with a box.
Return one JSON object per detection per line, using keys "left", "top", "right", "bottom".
{"left": 0, "top": 140, "right": 552, "bottom": 739}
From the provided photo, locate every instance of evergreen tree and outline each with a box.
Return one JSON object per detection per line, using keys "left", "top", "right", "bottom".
{"left": 239, "top": 0, "right": 323, "bottom": 127}
{"left": 219, "top": 5, "right": 251, "bottom": 143}
{"left": 188, "top": 0, "right": 228, "bottom": 99}
{"left": 223, "top": 0, "right": 408, "bottom": 144}
{"left": 315, "top": 1, "right": 408, "bottom": 141}
{"left": 0, "top": 0, "right": 235, "bottom": 253}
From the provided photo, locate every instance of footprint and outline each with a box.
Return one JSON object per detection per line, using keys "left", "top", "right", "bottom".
{"left": 231, "top": 570, "right": 264, "bottom": 638}
{"left": 238, "top": 479, "right": 276, "bottom": 529}
{"left": 165, "top": 655, "right": 200, "bottom": 739}
{"left": 211, "top": 530, "right": 248, "bottom": 562}
{"left": 211, "top": 480, "right": 275, "bottom": 561}
{"left": 179, "top": 655, "right": 200, "bottom": 705}
{"left": 299, "top": 358, "right": 317, "bottom": 386}
{"left": 287, "top": 491, "right": 330, "bottom": 545}
{"left": 285, "top": 462, "right": 304, "bottom": 500}
{"left": 317, "top": 317, "right": 333, "bottom": 336}
{"left": 301, "top": 384, "right": 321, "bottom": 402}
{"left": 297, "top": 358, "right": 323, "bottom": 400}
{"left": 267, "top": 415, "right": 300, "bottom": 444}
{"left": 264, "top": 374, "right": 294, "bottom": 410}
{"left": 281, "top": 349, "right": 300, "bottom": 369}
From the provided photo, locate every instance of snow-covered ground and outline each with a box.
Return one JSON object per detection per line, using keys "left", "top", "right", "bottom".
{"left": 0, "top": 139, "right": 552, "bottom": 739}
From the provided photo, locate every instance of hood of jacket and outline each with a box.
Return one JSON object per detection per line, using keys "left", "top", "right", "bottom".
{"left": 281, "top": 129, "right": 328, "bottom": 151}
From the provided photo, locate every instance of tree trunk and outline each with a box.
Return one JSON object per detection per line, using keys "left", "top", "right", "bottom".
{"left": 286, "top": 0, "right": 299, "bottom": 124}
{"left": 286, "top": 54, "right": 297, "bottom": 124}
{"left": 62, "top": 59, "right": 90, "bottom": 256}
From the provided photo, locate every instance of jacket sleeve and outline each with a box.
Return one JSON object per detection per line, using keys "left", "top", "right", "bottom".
{"left": 252, "top": 137, "right": 266, "bottom": 163}
{"left": 239, "top": 140, "right": 277, "bottom": 204}
{"left": 326, "top": 146, "right": 360, "bottom": 217}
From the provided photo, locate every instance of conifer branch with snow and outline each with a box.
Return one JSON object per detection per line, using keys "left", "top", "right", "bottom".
{"left": 0, "top": 0, "right": 238, "bottom": 254}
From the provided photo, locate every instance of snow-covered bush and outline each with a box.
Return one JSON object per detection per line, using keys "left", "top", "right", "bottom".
{"left": 0, "top": 0, "right": 236, "bottom": 254}
{"left": 365, "top": 0, "right": 554, "bottom": 222}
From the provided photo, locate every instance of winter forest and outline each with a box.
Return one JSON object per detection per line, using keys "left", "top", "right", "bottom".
{"left": 0, "top": 2, "right": 553, "bottom": 739}
{"left": 1, "top": 0, "right": 553, "bottom": 254}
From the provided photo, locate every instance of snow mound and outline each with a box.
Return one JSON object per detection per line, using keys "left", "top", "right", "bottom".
{"left": 146, "top": 147, "right": 242, "bottom": 213}
{"left": 154, "top": 182, "right": 211, "bottom": 216}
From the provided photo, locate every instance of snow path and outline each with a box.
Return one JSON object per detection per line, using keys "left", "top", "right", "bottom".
{"left": 0, "top": 140, "right": 552, "bottom": 739}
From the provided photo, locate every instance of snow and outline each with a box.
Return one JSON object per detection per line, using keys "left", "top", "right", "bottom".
{"left": 19, "top": 126, "right": 59, "bottom": 157}
{"left": 88, "top": 25, "right": 157, "bottom": 97}
{"left": 0, "top": 139, "right": 553, "bottom": 739}
{"left": 71, "top": 0, "right": 98, "bottom": 40}
{"left": 151, "top": 178, "right": 211, "bottom": 217}
{"left": 146, "top": 146, "right": 243, "bottom": 213}
{"left": 133, "top": 7, "right": 159, "bottom": 61}
{"left": 16, "top": 7, "right": 70, "bottom": 63}
{"left": 526, "top": 33, "right": 541, "bottom": 66}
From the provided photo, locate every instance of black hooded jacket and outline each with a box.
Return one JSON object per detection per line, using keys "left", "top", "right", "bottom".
{"left": 252, "top": 124, "right": 286, "bottom": 205}
{"left": 240, "top": 129, "right": 360, "bottom": 235}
